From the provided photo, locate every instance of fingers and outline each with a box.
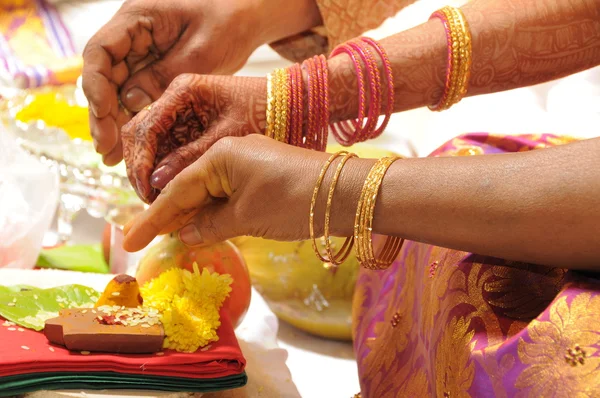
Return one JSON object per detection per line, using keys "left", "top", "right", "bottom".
{"left": 120, "top": 32, "right": 196, "bottom": 113}
{"left": 122, "top": 155, "right": 221, "bottom": 252}
{"left": 122, "top": 74, "right": 210, "bottom": 202}
{"left": 82, "top": 8, "right": 139, "bottom": 159}
{"left": 121, "top": 106, "right": 162, "bottom": 203}
{"left": 102, "top": 138, "right": 123, "bottom": 167}
{"left": 150, "top": 137, "right": 214, "bottom": 190}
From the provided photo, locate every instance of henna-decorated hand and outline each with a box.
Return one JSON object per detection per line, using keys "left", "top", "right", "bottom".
{"left": 82, "top": 0, "right": 322, "bottom": 166}
{"left": 122, "top": 135, "right": 370, "bottom": 252}
{"left": 121, "top": 74, "right": 267, "bottom": 203}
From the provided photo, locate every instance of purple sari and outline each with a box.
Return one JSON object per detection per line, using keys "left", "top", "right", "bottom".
{"left": 352, "top": 134, "right": 600, "bottom": 397}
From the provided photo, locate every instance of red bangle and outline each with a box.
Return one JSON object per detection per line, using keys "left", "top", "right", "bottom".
{"left": 329, "top": 43, "right": 367, "bottom": 145}
{"left": 358, "top": 37, "right": 394, "bottom": 138}
{"left": 328, "top": 37, "right": 395, "bottom": 145}
{"left": 347, "top": 40, "right": 381, "bottom": 143}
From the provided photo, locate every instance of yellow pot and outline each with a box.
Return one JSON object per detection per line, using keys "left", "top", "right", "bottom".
{"left": 234, "top": 143, "right": 399, "bottom": 341}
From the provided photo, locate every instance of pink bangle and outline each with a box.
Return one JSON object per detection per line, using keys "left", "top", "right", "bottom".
{"left": 287, "top": 63, "right": 303, "bottom": 147}
{"left": 316, "top": 55, "right": 329, "bottom": 151}
{"left": 358, "top": 37, "right": 394, "bottom": 138}
{"left": 347, "top": 41, "right": 381, "bottom": 142}
{"left": 302, "top": 57, "right": 317, "bottom": 149}
{"left": 328, "top": 37, "right": 395, "bottom": 145}
{"left": 329, "top": 44, "right": 367, "bottom": 146}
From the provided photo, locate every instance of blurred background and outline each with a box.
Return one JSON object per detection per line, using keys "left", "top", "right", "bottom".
{"left": 1, "top": 1, "right": 598, "bottom": 396}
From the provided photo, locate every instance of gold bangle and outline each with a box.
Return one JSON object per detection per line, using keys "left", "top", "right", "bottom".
{"left": 453, "top": 7, "right": 472, "bottom": 103}
{"left": 430, "top": 6, "right": 472, "bottom": 111}
{"left": 354, "top": 157, "right": 404, "bottom": 270}
{"left": 278, "top": 68, "right": 290, "bottom": 143}
{"left": 323, "top": 152, "right": 357, "bottom": 265}
{"left": 265, "top": 72, "right": 276, "bottom": 138}
{"left": 310, "top": 151, "right": 355, "bottom": 265}
{"left": 269, "top": 68, "right": 289, "bottom": 143}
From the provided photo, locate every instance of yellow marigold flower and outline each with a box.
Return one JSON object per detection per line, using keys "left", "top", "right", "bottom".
{"left": 140, "top": 267, "right": 185, "bottom": 312}
{"left": 140, "top": 264, "right": 233, "bottom": 353}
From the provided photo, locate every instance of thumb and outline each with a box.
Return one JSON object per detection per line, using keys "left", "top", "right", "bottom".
{"left": 178, "top": 203, "right": 241, "bottom": 247}
{"left": 120, "top": 40, "right": 194, "bottom": 112}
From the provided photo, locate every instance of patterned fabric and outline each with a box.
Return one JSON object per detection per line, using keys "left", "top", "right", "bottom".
{"left": 0, "top": 0, "right": 81, "bottom": 88}
{"left": 271, "top": 0, "right": 416, "bottom": 61}
{"left": 352, "top": 133, "right": 600, "bottom": 397}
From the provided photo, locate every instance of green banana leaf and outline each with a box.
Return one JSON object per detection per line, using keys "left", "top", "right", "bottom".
{"left": 37, "top": 244, "right": 109, "bottom": 274}
{"left": 0, "top": 285, "right": 100, "bottom": 331}
{"left": 0, "top": 285, "right": 37, "bottom": 294}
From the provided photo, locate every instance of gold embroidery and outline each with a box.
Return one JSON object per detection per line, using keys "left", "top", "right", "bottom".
{"left": 435, "top": 316, "right": 476, "bottom": 397}
{"left": 364, "top": 272, "right": 412, "bottom": 372}
{"left": 515, "top": 292, "right": 600, "bottom": 397}
{"left": 420, "top": 248, "right": 465, "bottom": 346}
{"left": 546, "top": 135, "right": 578, "bottom": 146}
{"left": 484, "top": 264, "right": 566, "bottom": 320}
{"left": 447, "top": 145, "right": 485, "bottom": 157}
{"left": 398, "top": 369, "right": 430, "bottom": 397}
{"left": 360, "top": 248, "right": 418, "bottom": 397}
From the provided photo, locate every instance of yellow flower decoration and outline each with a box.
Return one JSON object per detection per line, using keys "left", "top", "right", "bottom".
{"left": 140, "top": 268, "right": 185, "bottom": 312}
{"left": 140, "top": 264, "right": 233, "bottom": 353}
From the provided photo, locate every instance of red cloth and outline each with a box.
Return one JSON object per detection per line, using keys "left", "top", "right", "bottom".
{"left": 0, "top": 311, "right": 245, "bottom": 379}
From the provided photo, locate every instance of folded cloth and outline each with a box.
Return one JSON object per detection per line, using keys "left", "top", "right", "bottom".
{"left": 0, "top": 0, "right": 82, "bottom": 89}
{"left": 0, "top": 311, "right": 247, "bottom": 395}
{"left": 0, "top": 372, "right": 247, "bottom": 397}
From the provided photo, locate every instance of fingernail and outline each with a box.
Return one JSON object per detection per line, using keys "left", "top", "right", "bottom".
{"left": 179, "top": 224, "right": 203, "bottom": 246}
{"left": 125, "top": 87, "right": 152, "bottom": 112}
{"left": 151, "top": 165, "right": 172, "bottom": 189}
{"left": 90, "top": 102, "right": 100, "bottom": 117}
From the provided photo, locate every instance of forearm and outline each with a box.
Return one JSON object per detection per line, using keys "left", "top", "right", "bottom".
{"left": 328, "top": 0, "right": 600, "bottom": 121}
{"left": 326, "top": 138, "right": 600, "bottom": 270}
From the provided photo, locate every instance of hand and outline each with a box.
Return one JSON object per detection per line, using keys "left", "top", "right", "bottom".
{"left": 122, "top": 135, "right": 371, "bottom": 252}
{"left": 82, "top": 0, "right": 263, "bottom": 166}
{"left": 82, "top": 0, "right": 323, "bottom": 166}
{"left": 121, "top": 73, "right": 267, "bottom": 203}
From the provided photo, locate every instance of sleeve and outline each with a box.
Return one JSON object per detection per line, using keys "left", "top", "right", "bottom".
{"left": 270, "top": 0, "right": 417, "bottom": 62}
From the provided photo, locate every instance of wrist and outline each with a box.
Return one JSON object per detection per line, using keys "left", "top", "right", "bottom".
{"left": 255, "top": 0, "right": 323, "bottom": 45}
{"left": 311, "top": 157, "right": 376, "bottom": 238}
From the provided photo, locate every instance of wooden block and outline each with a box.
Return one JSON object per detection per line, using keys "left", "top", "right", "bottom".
{"left": 44, "top": 308, "right": 164, "bottom": 354}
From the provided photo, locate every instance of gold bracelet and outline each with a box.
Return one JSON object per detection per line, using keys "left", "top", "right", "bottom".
{"left": 265, "top": 72, "right": 276, "bottom": 138}
{"left": 277, "top": 68, "right": 290, "bottom": 143}
{"left": 269, "top": 68, "right": 289, "bottom": 143}
{"left": 323, "top": 152, "right": 357, "bottom": 265}
{"left": 429, "top": 6, "right": 472, "bottom": 111}
{"left": 445, "top": 6, "right": 471, "bottom": 107}
{"left": 310, "top": 151, "right": 356, "bottom": 265}
{"left": 354, "top": 157, "right": 404, "bottom": 270}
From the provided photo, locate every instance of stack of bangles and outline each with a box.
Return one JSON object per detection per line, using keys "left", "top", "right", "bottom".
{"left": 265, "top": 5, "right": 472, "bottom": 268}
{"left": 309, "top": 151, "right": 404, "bottom": 270}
